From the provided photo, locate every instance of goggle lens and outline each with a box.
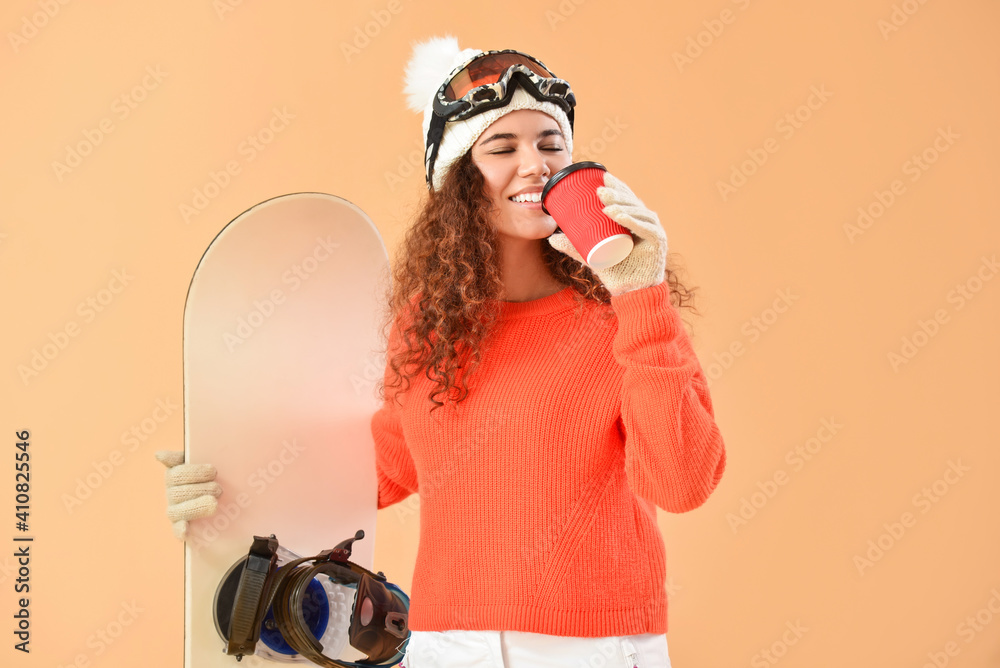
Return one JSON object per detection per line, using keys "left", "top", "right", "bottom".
{"left": 443, "top": 52, "right": 555, "bottom": 101}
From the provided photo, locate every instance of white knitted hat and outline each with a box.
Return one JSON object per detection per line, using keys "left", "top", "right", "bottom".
{"left": 403, "top": 36, "right": 574, "bottom": 191}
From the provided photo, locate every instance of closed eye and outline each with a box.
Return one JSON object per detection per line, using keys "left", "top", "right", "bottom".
{"left": 489, "top": 146, "right": 563, "bottom": 154}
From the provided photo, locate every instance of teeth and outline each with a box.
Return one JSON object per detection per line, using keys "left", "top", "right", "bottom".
{"left": 510, "top": 192, "right": 542, "bottom": 203}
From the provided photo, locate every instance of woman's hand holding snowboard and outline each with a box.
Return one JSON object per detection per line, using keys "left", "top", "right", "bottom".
{"left": 155, "top": 450, "right": 223, "bottom": 540}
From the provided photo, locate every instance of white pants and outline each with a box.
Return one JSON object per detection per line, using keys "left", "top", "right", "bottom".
{"left": 399, "top": 629, "right": 672, "bottom": 668}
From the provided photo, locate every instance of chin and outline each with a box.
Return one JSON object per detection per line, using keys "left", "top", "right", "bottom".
{"left": 529, "top": 221, "right": 559, "bottom": 240}
{"left": 497, "top": 214, "right": 558, "bottom": 239}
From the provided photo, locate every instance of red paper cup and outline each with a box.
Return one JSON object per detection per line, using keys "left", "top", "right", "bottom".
{"left": 541, "top": 161, "right": 634, "bottom": 270}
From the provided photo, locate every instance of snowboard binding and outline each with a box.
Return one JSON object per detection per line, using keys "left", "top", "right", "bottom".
{"left": 213, "top": 531, "right": 410, "bottom": 667}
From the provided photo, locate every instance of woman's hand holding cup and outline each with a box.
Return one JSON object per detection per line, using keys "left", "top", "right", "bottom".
{"left": 546, "top": 166, "right": 668, "bottom": 296}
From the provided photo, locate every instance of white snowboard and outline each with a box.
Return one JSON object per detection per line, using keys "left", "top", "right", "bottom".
{"left": 182, "top": 192, "right": 390, "bottom": 666}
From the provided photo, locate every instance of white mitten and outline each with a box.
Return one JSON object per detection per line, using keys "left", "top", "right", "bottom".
{"left": 547, "top": 171, "right": 668, "bottom": 296}
{"left": 155, "top": 450, "right": 222, "bottom": 540}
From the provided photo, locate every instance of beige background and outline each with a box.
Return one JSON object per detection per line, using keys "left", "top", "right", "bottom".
{"left": 2, "top": 1, "right": 998, "bottom": 666}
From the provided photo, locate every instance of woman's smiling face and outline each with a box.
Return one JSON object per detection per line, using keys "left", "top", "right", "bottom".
{"left": 470, "top": 109, "right": 572, "bottom": 243}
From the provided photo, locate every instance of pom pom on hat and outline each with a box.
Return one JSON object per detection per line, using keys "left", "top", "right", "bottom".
{"left": 402, "top": 35, "right": 574, "bottom": 191}
{"left": 403, "top": 35, "right": 478, "bottom": 114}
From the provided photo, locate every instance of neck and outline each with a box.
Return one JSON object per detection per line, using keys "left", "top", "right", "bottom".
{"left": 498, "top": 237, "right": 566, "bottom": 302}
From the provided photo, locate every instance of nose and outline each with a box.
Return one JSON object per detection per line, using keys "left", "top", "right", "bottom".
{"left": 517, "top": 147, "right": 551, "bottom": 180}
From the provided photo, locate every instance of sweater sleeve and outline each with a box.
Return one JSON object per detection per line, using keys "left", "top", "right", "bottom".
{"left": 371, "top": 319, "right": 419, "bottom": 510}
{"left": 609, "top": 280, "right": 726, "bottom": 513}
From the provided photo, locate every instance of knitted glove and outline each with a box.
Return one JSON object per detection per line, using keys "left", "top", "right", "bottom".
{"left": 547, "top": 171, "right": 667, "bottom": 296}
{"left": 155, "top": 450, "right": 222, "bottom": 540}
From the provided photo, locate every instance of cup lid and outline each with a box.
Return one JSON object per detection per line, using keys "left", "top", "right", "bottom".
{"left": 540, "top": 161, "right": 607, "bottom": 214}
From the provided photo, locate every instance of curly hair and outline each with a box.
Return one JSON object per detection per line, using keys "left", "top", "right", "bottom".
{"left": 376, "top": 149, "right": 700, "bottom": 413}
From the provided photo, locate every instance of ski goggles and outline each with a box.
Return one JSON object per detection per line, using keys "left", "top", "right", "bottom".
{"left": 425, "top": 49, "right": 577, "bottom": 188}
{"left": 216, "top": 532, "right": 409, "bottom": 667}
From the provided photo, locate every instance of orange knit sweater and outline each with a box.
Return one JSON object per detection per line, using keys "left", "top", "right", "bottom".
{"left": 371, "top": 280, "right": 726, "bottom": 637}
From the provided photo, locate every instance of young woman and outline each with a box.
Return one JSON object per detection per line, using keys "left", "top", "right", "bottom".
{"left": 372, "top": 36, "right": 728, "bottom": 668}
{"left": 156, "top": 35, "right": 725, "bottom": 668}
